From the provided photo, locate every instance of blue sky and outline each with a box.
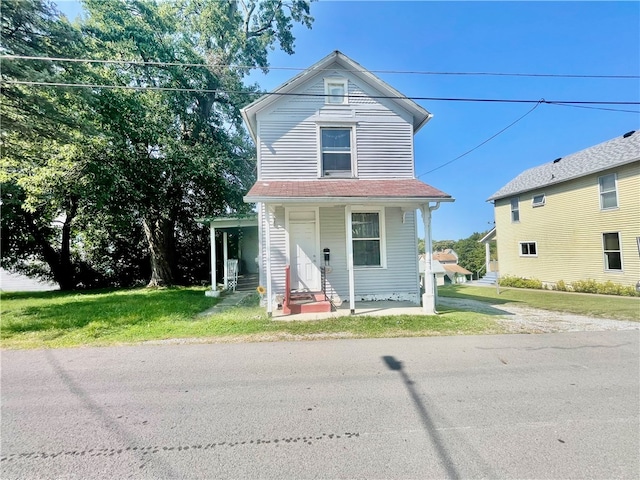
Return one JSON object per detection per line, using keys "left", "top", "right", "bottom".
{"left": 57, "top": 1, "right": 639, "bottom": 241}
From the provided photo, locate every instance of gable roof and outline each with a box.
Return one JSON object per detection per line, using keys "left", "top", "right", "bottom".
{"left": 432, "top": 250, "right": 458, "bottom": 263}
{"left": 244, "top": 179, "right": 452, "bottom": 204}
{"left": 487, "top": 130, "right": 640, "bottom": 201}
{"left": 241, "top": 50, "right": 432, "bottom": 141}
{"left": 442, "top": 264, "right": 472, "bottom": 275}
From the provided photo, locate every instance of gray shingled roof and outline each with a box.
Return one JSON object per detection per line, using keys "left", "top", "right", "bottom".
{"left": 487, "top": 130, "right": 640, "bottom": 201}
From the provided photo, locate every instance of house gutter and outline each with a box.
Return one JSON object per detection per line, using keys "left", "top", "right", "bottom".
{"left": 421, "top": 201, "right": 441, "bottom": 315}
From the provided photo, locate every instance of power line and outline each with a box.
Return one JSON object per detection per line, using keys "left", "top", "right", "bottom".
{"left": 2, "top": 54, "right": 638, "bottom": 79}
{"left": 3, "top": 80, "right": 639, "bottom": 106}
{"left": 417, "top": 100, "right": 544, "bottom": 177}
{"left": 550, "top": 102, "right": 640, "bottom": 114}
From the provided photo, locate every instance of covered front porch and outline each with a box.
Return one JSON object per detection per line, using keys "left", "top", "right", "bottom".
{"left": 201, "top": 214, "right": 259, "bottom": 297}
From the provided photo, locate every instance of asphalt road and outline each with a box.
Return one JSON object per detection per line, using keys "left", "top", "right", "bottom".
{"left": 2, "top": 332, "right": 639, "bottom": 479}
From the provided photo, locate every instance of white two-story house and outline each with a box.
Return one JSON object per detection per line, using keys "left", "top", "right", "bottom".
{"left": 241, "top": 51, "right": 453, "bottom": 315}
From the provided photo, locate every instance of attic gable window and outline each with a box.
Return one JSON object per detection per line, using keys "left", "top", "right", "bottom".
{"left": 324, "top": 78, "right": 348, "bottom": 104}
{"left": 599, "top": 173, "right": 618, "bottom": 210}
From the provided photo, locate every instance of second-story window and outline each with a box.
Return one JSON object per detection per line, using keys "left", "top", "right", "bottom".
{"left": 510, "top": 197, "right": 520, "bottom": 222}
{"left": 321, "top": 128, "right": 352, "bottom": 177}
{"left": 599, "top": 173, "right": 618, "bottom": 210}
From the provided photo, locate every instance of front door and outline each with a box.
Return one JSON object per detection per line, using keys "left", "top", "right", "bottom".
{"left": 289, "top": 211, "right": 320, "bottom": 291}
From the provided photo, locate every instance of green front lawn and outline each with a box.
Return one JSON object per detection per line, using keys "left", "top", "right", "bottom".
{"left": 439, "top": 285, "right": 640, "bottom": 321}
{"left": 1, "top": 287, "right": 503, "bottom": 349}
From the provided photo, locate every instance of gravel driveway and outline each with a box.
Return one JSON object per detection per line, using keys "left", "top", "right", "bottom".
{"left": 438, "top": 296, "right": 639, "bottom": 333}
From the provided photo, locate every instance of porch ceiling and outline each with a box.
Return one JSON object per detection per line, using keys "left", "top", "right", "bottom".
{"left": 244, "top": 179, "right": 453, "bottom": 204}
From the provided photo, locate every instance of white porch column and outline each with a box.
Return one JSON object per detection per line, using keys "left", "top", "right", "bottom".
{"left": 265, "top": 205, "right": 273, "bottom": 317}
{"left": 485, "top": 241, "right": 491, "bottom": 273}
{"left": 223, "top": 231, "right": 229, "bottom": 288}
{"left": 345, "top": 205, "right": 355, "bottom": 314}
{"left": 210, "top": 224, "right": 217, "bottom": 292}
{"left": 421, "top": 204, "right": 437, "bottom": 315}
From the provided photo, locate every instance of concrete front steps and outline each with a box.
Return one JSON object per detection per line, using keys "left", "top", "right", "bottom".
{"left": 476, "top": 271, "right": 499, "bottom": 286}
{"left": 283, "top": 291, "right": 332, "bottom": 315}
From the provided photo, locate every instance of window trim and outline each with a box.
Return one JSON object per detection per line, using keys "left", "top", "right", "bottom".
{"left": 519, "top": 241, "right": 538, "bottom": 257}
{"left": 324, "top": 78, "right": 348, "bottom": 105}
{"left": 602, "top": 232, "right": 623, "bottom": 272}
{"left": 510, "top": 197, "right": 520, "bottom": 223}
{"left": 531, "top": 193, "right": 546, "bottom": 207}
{"left": 317, "top": 124, "right": 357, "bottom": 178}
{"left": 598, "top": 173, "right": 618, "bottom": 210}
{"left": 351, "top": 207, "right": 386, "bottom": 269}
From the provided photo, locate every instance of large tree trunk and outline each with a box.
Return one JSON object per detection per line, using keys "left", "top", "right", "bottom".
{"left": 143, "top": 216, "right": 175, "bottom": 287}
{"left": 24, "top": 200, "right": 78, "bottom": 291}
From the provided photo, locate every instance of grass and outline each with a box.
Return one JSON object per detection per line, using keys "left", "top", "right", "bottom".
{"left": 0, "top": 287, "right": 503, "bottom": 349}
{"left": 439, "top": 284, "right": 640, "bottom": 321}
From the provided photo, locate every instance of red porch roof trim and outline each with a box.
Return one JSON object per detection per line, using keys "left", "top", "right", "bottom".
{"left": 244, "top": 179, "right": 453, "bottom": 203}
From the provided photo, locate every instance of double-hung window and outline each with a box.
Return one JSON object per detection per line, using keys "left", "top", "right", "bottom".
{"left": 602, "top": 232, "right": 622, "bottom": 271}
{"left": 321, "top": 127, "right": 352, "bottom": 177}
{"left": 599, "top": 173, "right": 618, "bottom": 210}
{"left": 510, "top": 197, "right": 520, "bottom": 222}
{"left": 352, "top": 211, "right": 384, "bottom": 267}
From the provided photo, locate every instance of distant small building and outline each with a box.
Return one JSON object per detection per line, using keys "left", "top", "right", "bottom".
{"left": 430, "top": 250, "right": 472, "bottom": 284}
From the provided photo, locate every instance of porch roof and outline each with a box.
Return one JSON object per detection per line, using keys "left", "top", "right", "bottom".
{"left": 244, "top": 179, "right": 453, "bottom": 204}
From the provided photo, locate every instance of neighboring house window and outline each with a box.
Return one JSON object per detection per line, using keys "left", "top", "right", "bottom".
{"left": 602, "top": 232, "right": 623, "bottom": 271}
{"left": 510, "top": 197, "right": 520, "bottom": 222}
{"left": 519, "top": 241, "right": 537, "bottom": 257}
{"left": 352, "top": 211, "right": 385, "bottom": 267}
{"left": 532, "top": 194, "right": 545, "bottom": 207}
{"left": 324, "top": 78, "right": 348, "bottom": 104}
{"left": 599, "top": 173, "right": 618, "bottom": 209}
{"left": 321, "top": 127, "right": 352, "bottom": 177}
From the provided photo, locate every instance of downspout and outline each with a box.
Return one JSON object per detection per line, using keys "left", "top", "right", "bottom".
{"left": 422, "top": 202, "right": 441, "bottom": 314}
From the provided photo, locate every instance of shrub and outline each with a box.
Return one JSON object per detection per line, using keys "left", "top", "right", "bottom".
{"left": 498, "top": 275, "right": 543, "bottom": 290}
{"left": 570, "top": 279, "right": 639, "bottom": 297}
{"left": 500, "top": 277, "right": 639, "bottom": 297}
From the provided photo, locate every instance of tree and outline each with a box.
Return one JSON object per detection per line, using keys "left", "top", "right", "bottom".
{"left": 79, "top": 0, "right": 314, "bottom": 287}
{"left": 1, "top": 0, "right": 314, "bottom": 289}
{"left": 0, "top": 0, "right": 106, "bottom": 289}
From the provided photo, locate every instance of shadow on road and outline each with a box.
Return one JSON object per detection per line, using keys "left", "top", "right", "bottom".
{"left": 44, "top": 350, "right": 177, "bottom": 475}
{"left": 382, "top": 355, "right": 461, "bottom": 479}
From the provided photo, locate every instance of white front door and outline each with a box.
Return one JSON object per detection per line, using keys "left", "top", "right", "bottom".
{"left": 289, "top": 211, "right": 320, "bottom": 291}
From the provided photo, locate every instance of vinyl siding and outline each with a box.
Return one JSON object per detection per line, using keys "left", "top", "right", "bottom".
{"left": 261, "top": 206, "right": 420, "bottom": 303}
{"left": 353, "top": 208, "right": 419, "bottom": 302}
{"left": 494, "top": 161, "right": 640, "bottom": 286}
{"left": 257, "top": 72, "right": 415, "bottom": 180}
{"left": 260, "top": 204, "right": 288, "bottom": 295}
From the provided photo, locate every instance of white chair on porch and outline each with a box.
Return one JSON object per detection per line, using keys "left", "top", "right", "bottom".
{"left": 226, "top": 259, "right": 239, "bottom": 291}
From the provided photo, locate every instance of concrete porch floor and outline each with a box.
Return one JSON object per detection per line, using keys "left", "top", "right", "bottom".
{"left": 272, "top": 300, "right": 428, "bottom": 321}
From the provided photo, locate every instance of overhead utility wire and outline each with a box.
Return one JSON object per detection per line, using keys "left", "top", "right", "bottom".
{"left": 417, "top": 100, "right": 544, "bottom": 177}
{"left": 2, "top": 55, "right": 639, "bottom": 79}
{"left": 4, "top": 80, "right": 639, "bottom": 106}
{"left": 550, "top": 102, "right": 640, "bottom": 114}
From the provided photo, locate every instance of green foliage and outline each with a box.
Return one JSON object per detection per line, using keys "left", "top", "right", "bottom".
{"left": 498, "top": 275, "right": 543, "bottom": 290}
{"left": 1, "top": 0, "right": 315, "bottom": 289}
{"left": 1, "top": 288, "right": 502, "bottom": 349}
{"left": 495, "top": 276, "right": 639, "bottom": 297}
{"left": 432, "top": 231, "right": 492, "bottom": 278}
{"left": 569, "top": 280, "right": 639, "bottom": 297}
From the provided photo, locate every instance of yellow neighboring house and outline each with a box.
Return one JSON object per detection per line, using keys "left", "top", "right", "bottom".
{"left": 487, "top": 130, "right": 640, "bottom": 288}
